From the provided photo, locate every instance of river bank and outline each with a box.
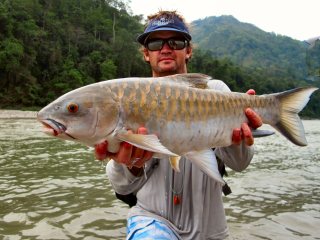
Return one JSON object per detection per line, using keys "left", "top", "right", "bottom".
{"left": 0, "top": 110, "right": 37, "bottom": 119}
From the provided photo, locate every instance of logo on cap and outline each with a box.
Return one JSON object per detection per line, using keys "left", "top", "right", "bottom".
{"left": 151, "top": 17, "right": 174, "bottom": 27}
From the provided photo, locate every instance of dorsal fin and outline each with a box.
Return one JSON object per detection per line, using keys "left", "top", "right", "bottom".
{"left": 163, "top": 73, "right": 212, "bottom": 89}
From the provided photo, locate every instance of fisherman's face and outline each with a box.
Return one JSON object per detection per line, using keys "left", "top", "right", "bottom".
{"left": 143, "top": 31, "right": 192, "bottom": 77}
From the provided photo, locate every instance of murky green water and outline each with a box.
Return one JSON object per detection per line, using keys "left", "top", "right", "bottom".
{"left": 0, "top": 119, "right": 319, "bottom": 239}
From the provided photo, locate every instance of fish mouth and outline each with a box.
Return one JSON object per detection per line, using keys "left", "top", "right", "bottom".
{"left": 40, "top": 119, "right": 75, "bottom": 139}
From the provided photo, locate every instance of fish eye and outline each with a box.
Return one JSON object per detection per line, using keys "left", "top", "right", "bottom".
{"left": 67, "top": 103, "right": 79, "bottom": 113}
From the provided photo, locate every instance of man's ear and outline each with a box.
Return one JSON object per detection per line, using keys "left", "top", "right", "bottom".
{"left": 143, "top": 49, "right": 150, "bottom": 63}
{"left": 186, "top": 46, "right": 192, "bottom": 60}
{"left": 185, "top": 46, "right": 193, "bottom": 62}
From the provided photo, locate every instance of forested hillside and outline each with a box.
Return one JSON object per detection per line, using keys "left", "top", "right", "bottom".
{"left": 0, "top": 0, "right": 150, "bottom": 107}
{"left": 191, "top": 15, "right": 308, "bottom": 79}
{"left": 0, "top": 1, "right": 319, "bottom": 117}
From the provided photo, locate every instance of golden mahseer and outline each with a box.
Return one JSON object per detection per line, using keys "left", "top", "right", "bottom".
{"left": 37, "top": 73, "right": 318, "bottom": 184}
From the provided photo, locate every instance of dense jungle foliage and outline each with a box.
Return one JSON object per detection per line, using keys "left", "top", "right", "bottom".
{"left": 0, "top": 0, "right": 150, "bottom": 108}
{"left": 0, "top": 0, "right": 319, "bottom": 117}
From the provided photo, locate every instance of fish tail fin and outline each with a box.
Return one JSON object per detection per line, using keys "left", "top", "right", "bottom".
{"left": 273, "top": 87, "right": 318, "bottom": 146}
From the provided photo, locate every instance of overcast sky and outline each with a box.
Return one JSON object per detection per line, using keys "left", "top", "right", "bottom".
{"left": 128, "top": 0, "right": 319, "bottom": 41}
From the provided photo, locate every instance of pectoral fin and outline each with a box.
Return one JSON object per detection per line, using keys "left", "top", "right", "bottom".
{"left": 185, "top": 149, "right": 224, "bottom": 185}
{"left": 169, "top": 156, "right": 181, "bottom": 172}
{"left": 116, "top": 132, "right": 178, "bottom": 156}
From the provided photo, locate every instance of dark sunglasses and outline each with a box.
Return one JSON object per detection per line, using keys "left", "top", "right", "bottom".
{"left": 145, "top": 38, "right": 189, "bottom": 51}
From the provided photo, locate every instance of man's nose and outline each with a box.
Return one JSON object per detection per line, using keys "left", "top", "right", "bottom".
{"left": 160, "top": 42, "right": 172, "bottom": 52}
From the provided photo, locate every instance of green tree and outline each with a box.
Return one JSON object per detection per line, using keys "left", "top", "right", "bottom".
{"left": 100, "top": 59, "right": 117, "bottom": 80}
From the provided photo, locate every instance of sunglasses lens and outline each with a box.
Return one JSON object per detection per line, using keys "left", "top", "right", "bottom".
{"left": 146, "top": 39, "right": 187, "bottom": 51}
{"left": 147, "top": 40, "right": 164, "bottom": 51}
{"left": 168, "top": 39, "right": 186, "bottom": 50}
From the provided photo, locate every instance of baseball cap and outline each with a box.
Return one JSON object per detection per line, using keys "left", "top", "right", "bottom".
{"left": 137, "top": 16, "right": 192, "bottom": 45}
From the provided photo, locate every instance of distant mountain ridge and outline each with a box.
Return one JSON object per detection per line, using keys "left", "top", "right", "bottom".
{"left": 190, "top": 15, "right": 308, "bottom": 79}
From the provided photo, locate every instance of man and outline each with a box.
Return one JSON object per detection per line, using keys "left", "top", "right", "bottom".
{"left": 95, "top": 10, "right": 262, "bottom": 239}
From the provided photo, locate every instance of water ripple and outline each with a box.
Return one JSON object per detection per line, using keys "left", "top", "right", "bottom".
{"left": 1, "top": 119, "right": 319, "bottom": 239}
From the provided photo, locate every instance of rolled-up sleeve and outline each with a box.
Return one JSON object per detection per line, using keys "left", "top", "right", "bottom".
{"left": 106, "top": 160, "right": 146, "bottom": 195}
{"left": 215, "top": 144, "right": 254, "bottom": 172}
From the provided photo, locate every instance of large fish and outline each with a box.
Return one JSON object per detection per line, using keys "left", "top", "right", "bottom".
{"left": 37, "top": 73, "right": 318, "bottom": 184}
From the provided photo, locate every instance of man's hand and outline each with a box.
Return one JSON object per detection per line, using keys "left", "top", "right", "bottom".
{"left": 94, "top": 127, "right": 153, "bottom": 171}
{"left": 232, "top": 89, "right": 262, "bottom": 146}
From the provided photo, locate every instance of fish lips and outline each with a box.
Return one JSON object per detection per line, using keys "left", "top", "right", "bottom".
{"left": 40, "top": 119, "right": 75, "bottom": 139}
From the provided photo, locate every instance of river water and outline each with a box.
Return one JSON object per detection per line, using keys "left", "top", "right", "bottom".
{"left": 0, "top": 119, "right": 319, "bottom": 240}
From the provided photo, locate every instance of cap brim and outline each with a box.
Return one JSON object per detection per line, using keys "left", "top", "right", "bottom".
{"left": 137, "top": 27, "right": 192, "bottom": 45}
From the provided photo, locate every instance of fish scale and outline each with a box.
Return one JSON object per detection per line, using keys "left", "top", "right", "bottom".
{"left": 121, "top": 79, "right": 311, "bottom": 151}
{"left": 115, "top": 80, "right": 259, "bottom": 152}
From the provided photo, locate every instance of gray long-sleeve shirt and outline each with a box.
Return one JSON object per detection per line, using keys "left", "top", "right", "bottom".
{"left": 106, "top": 80, "right": 254, "bottom": 239}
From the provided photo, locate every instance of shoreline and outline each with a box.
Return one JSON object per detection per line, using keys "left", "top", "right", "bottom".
{"left": 0, "top": 110, "right": 37, "bottom": 119}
